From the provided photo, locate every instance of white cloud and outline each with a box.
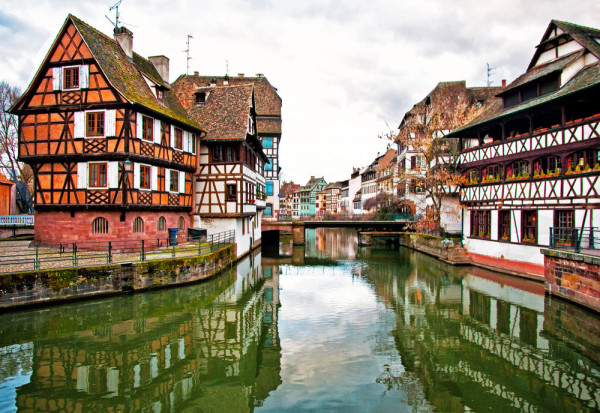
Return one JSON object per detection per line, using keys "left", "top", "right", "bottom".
{"left": 1, "top": 0, "right": 599, "bottom": 184}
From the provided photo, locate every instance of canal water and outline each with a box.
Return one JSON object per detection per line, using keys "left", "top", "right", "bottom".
{"left": 0, "top": 228, "right": 599, "bottom": 412}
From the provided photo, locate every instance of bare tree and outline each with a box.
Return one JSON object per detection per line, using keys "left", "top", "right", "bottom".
{"left": 0, "top": 81, "right": 31, "bottom": 189}
{"left": 396, "top": 83, "right": 487, "bottom": 231}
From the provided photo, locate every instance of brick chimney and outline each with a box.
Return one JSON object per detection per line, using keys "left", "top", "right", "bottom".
{"left": 114, "top": 27, "right": 133, "bottom": 59}
{"left": 238, "top": 73, "right": 245, "bottom": 78}
{"left": 502, "top": 79, "right": 507, "bottom": 88}
{"left": 149, "top": 55, "right": 170, "bottom": 84}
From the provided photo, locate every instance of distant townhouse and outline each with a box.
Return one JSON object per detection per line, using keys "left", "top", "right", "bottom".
{"left": 324, "top": 182, "right": 342, "bottom": 214}
{"left": 339, "top": 180, "right": 350, "bottom": 214}
{"left": 10, "top": 15, "right": 203, "bottom": 245}
{"left": 349, "top": 168, "right": 363, "bottom": 215}
{"left": 279, "top": 181, "right": 299, "bottom": 219}
{"left": 297, "top": 176, "right": 327, "bottom": 217}
{"left": 376, "top": 148, "right": 398, "bottom": 196}
{"left": 397, "top": 81, "right": 501, "bottom": 227}
{"left": 173, "top": 73, "right": 282, "bottom": 219}
{"left": 361, "top": 156, "right": 381, "bottom": 212}
{"left": 447, "top": 20, "right": 600, "bottom": 269}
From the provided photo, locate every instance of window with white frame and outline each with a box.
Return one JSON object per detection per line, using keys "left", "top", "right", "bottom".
{"left": 74, "top": 110, "right": 116, "bottom": 138}
{"left": 53, "top": 65, "right": 89, "bottom": 91}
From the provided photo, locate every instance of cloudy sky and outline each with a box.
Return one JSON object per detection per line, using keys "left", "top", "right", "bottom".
{"left": 1, "top": 0, "right": 599, "bottom": 185}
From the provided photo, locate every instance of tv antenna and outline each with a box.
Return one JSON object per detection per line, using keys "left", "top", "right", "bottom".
{"left": 106, "top": 0, "right": 123, "bottom": 28}
{"left": 225, "top": 60, "right": 229, "bottom": 77}
{"left": 184, "top": 34, "right": 193, "bottom": 75}
{"left": 486, "top": 63, "right": 496, "bottom": 86}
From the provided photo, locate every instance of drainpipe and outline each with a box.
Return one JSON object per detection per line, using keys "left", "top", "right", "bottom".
{"left": 461, "top": 207, "right": 464, "bottom": 247}
{"left": 190, "top": 131, "right": 207, "bottom": 223}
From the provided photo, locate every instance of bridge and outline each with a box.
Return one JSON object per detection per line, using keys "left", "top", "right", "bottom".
{"left": 0, "top": 215, "right": 35, "bottom": 237}
{"left": 262, "top": 220, "right": 413, "bottom": 245}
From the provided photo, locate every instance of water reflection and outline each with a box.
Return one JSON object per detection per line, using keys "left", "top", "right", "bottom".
{"left": 1, "top": 228, "right": 599, "bottom": 412}
{"left": 0, "top": 250, "right": 282, "bottom": 412}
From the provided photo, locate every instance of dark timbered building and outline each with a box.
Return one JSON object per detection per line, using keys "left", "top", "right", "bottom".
{"left": 10, "top": 15, "right": 203, "bottom": 245}
{"left": 173, "top": 74, "right": 282, "bottom": 218}
{"left": 447, "top": 20, "right": 600, "bottom": 270}
{"left": 183, "top": 84, "right": 267, "bottom": 257}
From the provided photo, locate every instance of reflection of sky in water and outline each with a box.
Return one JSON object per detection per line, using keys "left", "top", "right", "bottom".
{"left": 0, "top": 343, "right": 33, "bottom": 413}
{"left": 258, "top": 265, "right": 422, "bottom": 412}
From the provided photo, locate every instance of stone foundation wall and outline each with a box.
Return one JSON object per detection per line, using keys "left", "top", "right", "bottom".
{"left": 542, "top": 248, "right": 600, "bottom": 312}
{"left": 34, "top": 210, "right": 191, "bottom": 246}
{"left": 0, "top": 245, "right": 235, "bottom": 310}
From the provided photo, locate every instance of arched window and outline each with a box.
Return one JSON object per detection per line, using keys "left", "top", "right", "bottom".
{"left": 178, "top": 216, "right": 185, "bottom": 230}
{"left": 92, "top": 217, "right": 109, "bottom": 234}
{"left": 483, "top": 164, "right": 502, "bottom": 183}
{"left": 533, "top": 155, "right": 561, "bottom": 177}
{"left": 157, "top": 216, "right": 166, "bottom": 231}
{"left": 565, "top": 148, "right": 600, "bottom": 173}
{"left": 133, "top": 217, "right": 144, "bottom": 233}
{"left": 506, "top": 160, "right": 529, "bottom": 180}
{"left": 464, "top": 168, "right": 480, "bottom": 185}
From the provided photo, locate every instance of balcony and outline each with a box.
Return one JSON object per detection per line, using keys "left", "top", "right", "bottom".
{"left": 460, "top": 113, "right": 600, "bottom": 166}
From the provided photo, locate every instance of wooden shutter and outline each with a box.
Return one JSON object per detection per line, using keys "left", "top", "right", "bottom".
{"left": 79, "top": 65, "right": 89, "bottom": 89}
{"left": 77, "top": 162, "right": 87, "bottom": 188}
{"left": 74, "top": 111, "right": 85, "bottom": 138}
{"left": 151, "top": 166, "right": 158, "bottom": 191}
{"left": 170, "top": 125, "right": 175, "bottom": 147}
{"left": 133, "top": 163, "right": 140, "bottom": 189}
{"left": 179, "top": 171, "right": 185, "bottom": 193}
{"left": 165, "top": 169, "right": 171, "bottom": 192}
{"left": 107, "top": 162, "right": 119, "bottom": 188}
{"left": 52, "top": 68, "right": 62, "bottom": 91}
{"left": 154, "top": 119, "right": 161, "bottom": 144}
{"left": 136, "top": 113, "right": 143, "bottom": 139}
{"left": 105, "top": 110, "right": 116, "bottom": 137}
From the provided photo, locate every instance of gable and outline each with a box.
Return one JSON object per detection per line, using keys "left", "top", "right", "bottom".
{"left": 49, "top": 21, "right": 93, "bottom": 63}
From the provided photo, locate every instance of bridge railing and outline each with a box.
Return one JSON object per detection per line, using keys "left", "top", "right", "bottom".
{"left": 276, "top": 212, "right": 415, "bottom": 222}
{"left": 0, "top": 215, "right": 35, "bottom": 226}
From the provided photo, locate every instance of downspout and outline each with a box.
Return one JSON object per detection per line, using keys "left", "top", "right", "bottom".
{"left": 190, "top": 130, "right": 207, "bottom": 224}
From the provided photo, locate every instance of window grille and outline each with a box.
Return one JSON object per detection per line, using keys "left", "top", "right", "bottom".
{"left": 157, "top": 216, "right": 166, "bottom": 231}
{"left": 133, "top": 217, "right": 144, "bottom": 233}
{"left": 92, "top": 217, "right": 109, "bottom": 234}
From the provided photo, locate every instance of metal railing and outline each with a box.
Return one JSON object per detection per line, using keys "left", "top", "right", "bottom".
{"left": 0, "top": 230, "right": 235, "bottom": 273}
{"left": 0, "top": 215, "right": 34, "bottom": 226}
{"left": 549, "top": 227, "right": 599, "bottom": 253}
{"left": 275, "top": 212, "right": 415, "bottom": 222}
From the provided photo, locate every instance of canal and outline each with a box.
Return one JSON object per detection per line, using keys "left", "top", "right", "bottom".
{"left": 0, "top": 228, "right": 599, "bottom": 412}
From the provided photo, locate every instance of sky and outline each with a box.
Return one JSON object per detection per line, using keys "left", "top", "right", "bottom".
{"left": 1, "top": 0, "right": 599, "bottom": 185}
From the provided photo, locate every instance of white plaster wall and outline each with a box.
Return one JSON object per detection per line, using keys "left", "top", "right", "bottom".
{"left": 490, "top": 210, "right": 498, "bottom": 240}
{"left": 199, "top": 217, "right": 252, "bottom": 258}
{"left": 511, "top": 210, "right": 521, "bottom": 243}
{"left": 348, "top": 174, "right": 362, "bottom": 214}
{"left": 440, "top": 195, "right": 462, "bottom": 234}
{"left": 557, "top": 40, "right": 583, "bottom": 57}
{"left": 537, "top": 209, "right": 553, "bottom": 246}
{"left": 464, "top": 237, "right": 545, "bottom": 266}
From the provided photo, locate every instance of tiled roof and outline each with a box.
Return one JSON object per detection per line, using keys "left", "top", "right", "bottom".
{"left": 257, "top": 118, "right": 283, "bottom": 134}
{"left": 500, "top": 51, "right": 581, "bottom": 96}
{"left": 0, "top": 172, "right": 13, "bottom": 185}
{"left": 173, "top": 74, "right": 281, "bottom": 115}
{"left": 186, "top": 84, "right": 254, "bottom": 141}
{"left": 376, "top": 148, "right": 397, "bottom": 171}
{"left": 67, "top": 15, "right": 202, "bottom": 131}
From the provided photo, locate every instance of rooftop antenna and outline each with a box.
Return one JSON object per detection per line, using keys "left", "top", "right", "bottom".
{"left": 486, "top": 63, "right": 496, "bottom": 86}
{"left": 184, "top": 34, "right": 193, "bottom": 75}
{"left": 225, "top": 60, "right": 229, "bottom": 77}
{"left": 105, "top": 0, "right": 123, "bottom": 28}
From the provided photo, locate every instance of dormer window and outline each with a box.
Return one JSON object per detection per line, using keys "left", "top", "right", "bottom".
{"left": 157, "top": 88, "right": 164, "bottom": 100}
{"left": 195, "top": 92, "right": 207, "bottom": 104}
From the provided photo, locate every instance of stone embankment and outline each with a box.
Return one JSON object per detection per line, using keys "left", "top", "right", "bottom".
{"left": 0, "top": 244, "right": 235, "bottom": 311}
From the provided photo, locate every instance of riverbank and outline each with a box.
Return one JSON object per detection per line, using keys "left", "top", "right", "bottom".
{"left": 0, "top": 244, "right": 237, "bottom": 311}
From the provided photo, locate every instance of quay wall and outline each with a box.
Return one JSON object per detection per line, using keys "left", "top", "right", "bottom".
{"left": 542, "top": 248, "right": 600, "bottom": 312}
{"left": 0, "top": 244, "right": 235, "bottom": 310}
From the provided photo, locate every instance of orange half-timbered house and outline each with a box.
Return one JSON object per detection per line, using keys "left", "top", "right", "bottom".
{"left": 183, "top": 84, "right": 267, "bottom": 257}
{"left": 10, "top": 15, "right": 204, "bottom": 245}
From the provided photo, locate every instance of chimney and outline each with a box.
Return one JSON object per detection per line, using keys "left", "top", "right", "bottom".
{"left": 114, "top": 27, "right": 133, "bottom": 59}
{"left": 256, "top": 73, "right": 264, "bottom": 77}
{"left": 502, "top": 79, "right": 507, "bottom": 88}
{"left": 194, "top": 71, "right": 199, "bottom": 76}
{"left": 238, "top": 73, "right": 245, "bottom": 78}
{"left": 148, "top": 55, "right": 170, "bottom": 84}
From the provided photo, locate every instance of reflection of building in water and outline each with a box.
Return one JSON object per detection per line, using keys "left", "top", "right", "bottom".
{"left": 12, "top": 251, "right": 282, "bottom": 413}
{"left": 305, "top": 228, "right": 357, "bottom": 260}
{"left": 374, "top": 250, "right": 600, "bottom": 412}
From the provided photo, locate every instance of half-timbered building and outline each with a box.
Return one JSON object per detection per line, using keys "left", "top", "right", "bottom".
{"left": 185, "top": 84, "right": 266, "bottom": 256}
{"left": 448, "top": 20, "right": 600, "bottom": 271}
{"left": 173, "top": 73, "right": 283, "bottom": 219}
{"left": 10, "top": 15, "right": 203, "bottom": 245}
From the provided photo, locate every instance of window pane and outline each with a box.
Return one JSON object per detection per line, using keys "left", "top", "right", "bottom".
{"left": 266, "top": 181, "right": 273, "bottom": 195}
{"left": 262, "top": 137, "right": 273, "bottom": 148}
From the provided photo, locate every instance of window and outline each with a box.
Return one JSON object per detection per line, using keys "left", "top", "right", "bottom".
{"left": 226, "top": 184, "right": 236, "bottom": 201}
{"left": 566, "top": 148, "right": 600, "bottom": 172}
{"left": 170, "top": 170, "right": 179, "bottom": 192}
{"left": 157, "top": 216, "right": 166, "bottom": 231}
{"left": 212, "top": 144, "right": 239, "bottom": 162}
{"left": 133, "top": 217, "right": 144, "bottom": 233}
{"left": 63, "top": 67, "right": 79, "bottom": 89}
{"left": 262, "top": 137, "right": 273, "bottom": 148}
{"left": 470, "top": 210, "right": 491, "bottom": 238}
{"left": 506, "top": 160, "right": 529, "bottom": 179}
{"left": 178, "top": 216, "right": 185, "bottom": 230}
{"left": 265, "top": 204, "right": 273, "bottom": 216}
{"left": 88, "top": 162, "right": 107, "bottom": 188}
{"left": 140, "top": 165, "right": 151, "bottom": 189}
{"left": 265, "top": 158, "right": 273, "bottom": 171}
{"left": 195, "top": 92, "right": 206, "bottom": 104}
{"left": 266, "top": 181, "right": 273, "bottom": 195}
{"left": 191, "top": 133, "right": 197, "bottom": 154}
{"left": 157, "top": 89, "right": 164, "bottom": 100}
{"left": 498, "top": 210, "right": 510, "bottom": 241}
{"left": 142, "top": 116, "right": 153, "bottom": 141}
{"left": 534, "top": 155, "right": 561, "bottom": 176}
{"left": 522, "top": 210, "right": 537, "bottom": 243}
{"left": 86, "top": 112, "right": 105, "bottom": 137}
{"left": 174, "top": 128, "right": 183, "bottom": 150}
{"left": 483, "top": 164, "right": 502, "bottom": 183}
{"left": 554, "top": 210, "right": 574, "bottom": 244}
{"left": 92, "top": 217, "right": 109, "bottom": 234}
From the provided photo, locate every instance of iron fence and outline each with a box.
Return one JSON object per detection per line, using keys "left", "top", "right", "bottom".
{"left": 0, "top": 230, "right": 235, "bottom": 273}
{"left": 0, "top": 215, "right": 34, "bottom": 226}
{"left": 549, "top": 227, "right": 599, "bottom": 253}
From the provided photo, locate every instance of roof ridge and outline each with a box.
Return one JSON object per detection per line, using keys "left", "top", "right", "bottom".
{"left": 552, "top": 19, "right": 600, "bottom": 35}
